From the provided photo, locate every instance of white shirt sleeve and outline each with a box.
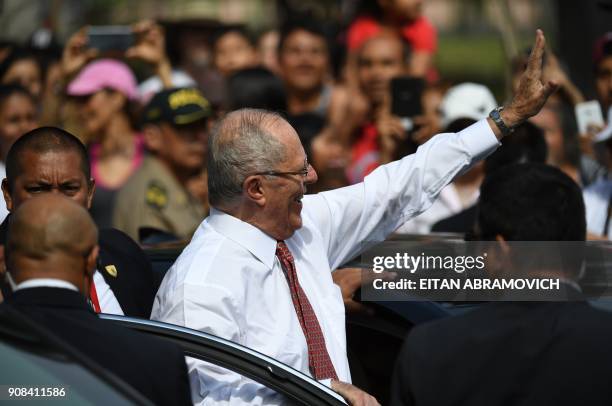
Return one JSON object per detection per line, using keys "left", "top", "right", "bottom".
{"left": 303, "top": 119, "right": 499, "bottom": 269}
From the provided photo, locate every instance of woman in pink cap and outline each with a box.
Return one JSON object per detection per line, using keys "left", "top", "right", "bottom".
{"left": 61, "top": 21, "right": 171, "bottom": 228}
{"left": 65, "top": 57, "right": 145, "bottom": 228}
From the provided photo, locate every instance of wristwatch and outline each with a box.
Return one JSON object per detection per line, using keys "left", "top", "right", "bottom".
{"left": 489, "top": 107, "right": 515, "bottom": 137}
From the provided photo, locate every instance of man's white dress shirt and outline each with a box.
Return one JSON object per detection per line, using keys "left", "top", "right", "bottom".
{"left": 92, "top": 269, "right": 124, "bottom": 315}
{"left": 395, "top": 182, "right": 480, "bottom": 234}
{"left": 14, "top": 278, "right": 79, "bottom": 292}
{"left": 151, "top": 119, "right": 499, "bottom": 405}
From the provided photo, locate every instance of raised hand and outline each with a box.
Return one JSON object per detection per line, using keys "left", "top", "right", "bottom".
{"left": 62, "top": 28, "right": 98, "bottom": 78}
{"left": 501, "top": 30, "right": 559, "bottom": 129}
{"left": 126, "top": 20, "right": 172, "bottom": 88}
{"left": 543, "top": 46, "right": 585, "bottom": 105}
{"left": 126, "top": 20, "right": 166, "bottom": 65}
{"left": 375, "top": 99, "right": 408, "bottom": 164}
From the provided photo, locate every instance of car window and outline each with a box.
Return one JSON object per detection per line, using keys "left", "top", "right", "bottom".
{"left": 0, "top": 339, "right": 135, "bottom": 405}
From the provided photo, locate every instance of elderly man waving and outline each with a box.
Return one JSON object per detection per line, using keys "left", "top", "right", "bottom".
{"left": 152, "top": 30, "right": 557, "bottom": 405}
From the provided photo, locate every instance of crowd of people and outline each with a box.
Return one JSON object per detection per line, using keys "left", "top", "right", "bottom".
{"left": 0, "top": 0, "right": 612, "bottom": 405}
{"left": 0, "top": 10, "right": 609, "bottom": 240}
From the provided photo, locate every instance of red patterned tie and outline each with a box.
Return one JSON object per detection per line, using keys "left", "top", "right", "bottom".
{"left": 276, "top": 240, "right": 338, "bottom": 380}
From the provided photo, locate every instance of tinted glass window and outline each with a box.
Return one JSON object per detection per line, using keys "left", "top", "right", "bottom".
{"left": 0, "top": 339, "right": 134, "bottom": 405}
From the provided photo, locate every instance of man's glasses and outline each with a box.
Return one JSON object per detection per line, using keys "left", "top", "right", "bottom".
{"left": 254, "top": 162, "right": 311, "bottom": 179}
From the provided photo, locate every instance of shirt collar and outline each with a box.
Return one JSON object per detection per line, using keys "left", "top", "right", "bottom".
{"left": 206, "top": 208, "right": 278, "bottom": 270}
{"left": 14, "top": 278, "right": 79, "bottom": 292}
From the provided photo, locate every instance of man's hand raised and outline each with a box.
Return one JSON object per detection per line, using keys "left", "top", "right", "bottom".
{"left": 125, "top": 20, "right": 172, "bottom": 88}
{"left": 489, "top": 30, "right": 558, "bottom": 139}
{"left": 62, "top": 28, "right": 98, "bottom": 79}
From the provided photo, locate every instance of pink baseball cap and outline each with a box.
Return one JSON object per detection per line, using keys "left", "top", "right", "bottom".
{"left": 67, "top": 59, "right": 138, "bottom": 100}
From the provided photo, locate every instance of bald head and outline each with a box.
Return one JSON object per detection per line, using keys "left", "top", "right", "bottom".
{"left": 215, "top": 109, "right": 285, "bottom": 144}
{"left": 7, "top": 194, "right": 98, "bottom": 284}
{"left": 207, "top": 108, "right": 289, "bottom": 207}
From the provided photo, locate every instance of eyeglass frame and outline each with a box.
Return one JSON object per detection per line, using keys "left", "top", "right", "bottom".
{"left": 252, "top": 160, "right": 311, "bottom": 179}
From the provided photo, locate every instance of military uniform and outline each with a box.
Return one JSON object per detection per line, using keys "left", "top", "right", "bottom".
{"left": 113, "top": 155, "right": 206, "bottom": 241}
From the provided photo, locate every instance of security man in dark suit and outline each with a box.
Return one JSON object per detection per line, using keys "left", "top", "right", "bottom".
{"left": 0, "top": 126, "right": 155, "bottom": 317}
{"left": 1, "top": 194, "right": 191, "bottom": 405}
{"left": 391, "top": 163, "right": 612, "bottom": 406}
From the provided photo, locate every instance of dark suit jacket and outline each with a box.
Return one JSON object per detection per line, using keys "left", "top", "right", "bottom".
{"left": 391, "top": 301, "right": 612, "bottom": 406}
{"left": 431, "top": 204, "right": 478, "bottom": 234}
{"left": 3, "top": 287, "right": 191, "bottom": 405}
{"left": 0, "top": 217, "right": 155, "bottom": 317}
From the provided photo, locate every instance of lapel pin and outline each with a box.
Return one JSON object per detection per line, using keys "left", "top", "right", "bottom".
{"left": 105, "top": 265, "right": 118, "bottom": 278}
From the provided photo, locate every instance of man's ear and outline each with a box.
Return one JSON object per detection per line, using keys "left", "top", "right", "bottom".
{"left": 243, "top": 175, "right": 266, "bottom": 207}
{"left": 2, "top": 179, "right": 13, "bottom": 212}
{"left": 143, "top": 125, "right": 164, "bottom": 153}
{"left": 86, "top": 178, "right": 96, "bottom": 210}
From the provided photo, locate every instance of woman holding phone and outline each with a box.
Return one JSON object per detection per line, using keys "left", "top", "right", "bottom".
{"left": 60, "top": 22, "right": 172, "bottom": 228}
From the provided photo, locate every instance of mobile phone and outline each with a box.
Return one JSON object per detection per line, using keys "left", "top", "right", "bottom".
{"left": 575, "top": 100, "right": 604, "bottom": 135}
{"left": 87, "top": 26, "right": 134, "bottom": 52}
{"left": 391, "top": 76, "right": 424, "bottom": 118}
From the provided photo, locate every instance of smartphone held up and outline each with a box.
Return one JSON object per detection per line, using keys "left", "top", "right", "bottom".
{"left": 391, "top": 76, "right": 425, "bottom": 132}
{"left": 87, "top": 26, "right": 134, "bottom": 52}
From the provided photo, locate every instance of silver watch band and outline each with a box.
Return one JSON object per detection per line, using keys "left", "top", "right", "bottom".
{"left": 489, "top": 107, "right": 514, "bottom": 136}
